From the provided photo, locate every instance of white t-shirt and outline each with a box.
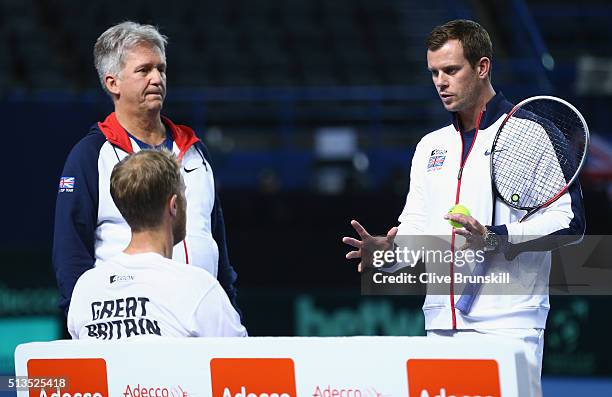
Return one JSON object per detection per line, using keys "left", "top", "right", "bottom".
{"left": 67, "top": 252, "right": 246, "bottom": 339}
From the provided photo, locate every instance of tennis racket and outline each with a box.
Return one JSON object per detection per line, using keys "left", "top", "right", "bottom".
{"left": 456, "top": 95, "right": 589, "bottom": 314}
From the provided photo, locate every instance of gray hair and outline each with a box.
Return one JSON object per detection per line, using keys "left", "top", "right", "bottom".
{"left": 94, "top": 21, "right": 168, "bottom": 93}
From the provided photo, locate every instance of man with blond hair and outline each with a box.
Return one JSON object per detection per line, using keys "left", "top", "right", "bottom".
{"left": 53, "top": 22, "right": 239, "bottom": 317}
{"left": 68, "top": 150, "right": 246, "bottom": 339}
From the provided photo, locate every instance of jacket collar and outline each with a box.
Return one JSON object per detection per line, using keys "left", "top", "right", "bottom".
{"left": 451, "top": 91, "right": 514, "bottom": 132}
{"left": 97, "top": 112, "right": 200, "bottom": 159}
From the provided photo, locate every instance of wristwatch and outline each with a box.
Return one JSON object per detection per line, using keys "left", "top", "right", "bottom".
{"left": 483, "top": 227, "right": 500, "bottom": 252}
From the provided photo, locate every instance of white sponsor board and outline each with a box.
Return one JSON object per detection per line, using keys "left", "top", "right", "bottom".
{"left": 15, "top": 336, "right": 532, "bottom": 396}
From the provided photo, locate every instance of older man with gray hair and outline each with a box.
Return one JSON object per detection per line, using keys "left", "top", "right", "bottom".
{"left": 53, "top": 21, "right": 240, "bottom": 319}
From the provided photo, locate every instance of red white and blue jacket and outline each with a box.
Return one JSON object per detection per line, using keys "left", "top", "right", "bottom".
{"left": 53, "top": 112, "right": 238, "bottom": 315}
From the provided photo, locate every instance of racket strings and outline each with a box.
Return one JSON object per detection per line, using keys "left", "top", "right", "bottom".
{"left": 492, "top": 98, "right": 587, "bottom": 210}
{"left": 494, "top": 119, "right": 564, "bottom": 207}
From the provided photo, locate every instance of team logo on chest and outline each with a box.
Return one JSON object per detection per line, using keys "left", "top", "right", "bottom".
{"left": 427, "top": 149, "right": 447, "bottom": 172}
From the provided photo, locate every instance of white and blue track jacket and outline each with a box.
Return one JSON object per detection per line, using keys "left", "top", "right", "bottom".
{"left": 53, "top": 112, "right": 238, "bottom": 315}
{"left": 398, "top": 93, "right": 585, "bottom": 330}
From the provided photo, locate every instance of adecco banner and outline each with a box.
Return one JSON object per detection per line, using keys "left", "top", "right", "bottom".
{"left": 27, "top": 358, "right": 109, "bottom": 397}
{"left": 210, "top": 358, "right": 297, "bottom": 397}
{"left": 15, "top": 337, "right": 531, "bottom": 396}
{"left": 407, "top": 359, "right": 501, "bottom": 397}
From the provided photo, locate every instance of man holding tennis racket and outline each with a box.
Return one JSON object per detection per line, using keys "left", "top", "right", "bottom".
{"left": 343, "top": 20, "right": 585, "bottom": 396}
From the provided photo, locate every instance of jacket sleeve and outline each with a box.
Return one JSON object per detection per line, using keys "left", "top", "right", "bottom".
{"left": 489, "top": 182, "right": 586, "bottom": 260}
{"left": 196, "top": 141, "right": 240, "bottom": 316}
{"left": 52, "top": 132, "right": 104, "bottom": 316}
{"left": 398, "top": 138, "right": 428, "bottom": 234}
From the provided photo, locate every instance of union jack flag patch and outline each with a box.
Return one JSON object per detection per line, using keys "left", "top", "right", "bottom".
{"left": 59, "top": 176, "right": 75, "bottom": 191}
{"left": 427, "top": 149, "right": 447, "bottom": 172}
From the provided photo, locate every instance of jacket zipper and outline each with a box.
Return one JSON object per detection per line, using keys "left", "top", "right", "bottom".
{"left": 450, "top": 110, "right": 484, "bottom": 329}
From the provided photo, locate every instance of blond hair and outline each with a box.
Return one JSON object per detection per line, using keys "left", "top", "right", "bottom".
{"left": 110, "top": 149, "right": 181, "bottom": 231}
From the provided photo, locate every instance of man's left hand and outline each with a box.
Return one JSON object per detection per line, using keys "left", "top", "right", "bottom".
{"left": 444, "top": 213, "right": 487, "bottom": 250}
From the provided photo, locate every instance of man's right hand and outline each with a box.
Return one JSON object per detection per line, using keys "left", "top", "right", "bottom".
{"left": 342, "top": 220, "right": 398, "bottom": 272}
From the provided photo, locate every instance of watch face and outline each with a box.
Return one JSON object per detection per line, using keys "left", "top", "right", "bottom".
{"left": 485, "top": 231, "right": 499, "bottom": 250}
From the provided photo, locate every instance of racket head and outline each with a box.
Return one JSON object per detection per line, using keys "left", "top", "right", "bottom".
{"left": 490, "top": 95, "right": 589, "bottom": 211}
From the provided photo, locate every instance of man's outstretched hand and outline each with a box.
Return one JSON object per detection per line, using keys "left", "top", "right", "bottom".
{"left": 342, "top": 220, "right": 398, "bottom": 272}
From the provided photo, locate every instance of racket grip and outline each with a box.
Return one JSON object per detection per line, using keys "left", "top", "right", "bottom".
{"left": 455, "top": 257, "right": 490, "bottom": 314}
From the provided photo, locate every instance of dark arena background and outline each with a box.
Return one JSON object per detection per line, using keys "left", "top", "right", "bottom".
{"left": 1, "top": 0, "right": 612, "bottom": 395}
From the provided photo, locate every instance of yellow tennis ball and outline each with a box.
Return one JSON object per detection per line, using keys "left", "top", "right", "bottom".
{"left": 448, "top": 204, "right": 471, "bottom": 228}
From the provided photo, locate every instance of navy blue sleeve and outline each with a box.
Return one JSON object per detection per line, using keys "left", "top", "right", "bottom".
{"left": 196, "top": 141, "right": 241, "bottom": 317}
{"left": 52, "top": 130, "right": 105, "bottom": 315}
